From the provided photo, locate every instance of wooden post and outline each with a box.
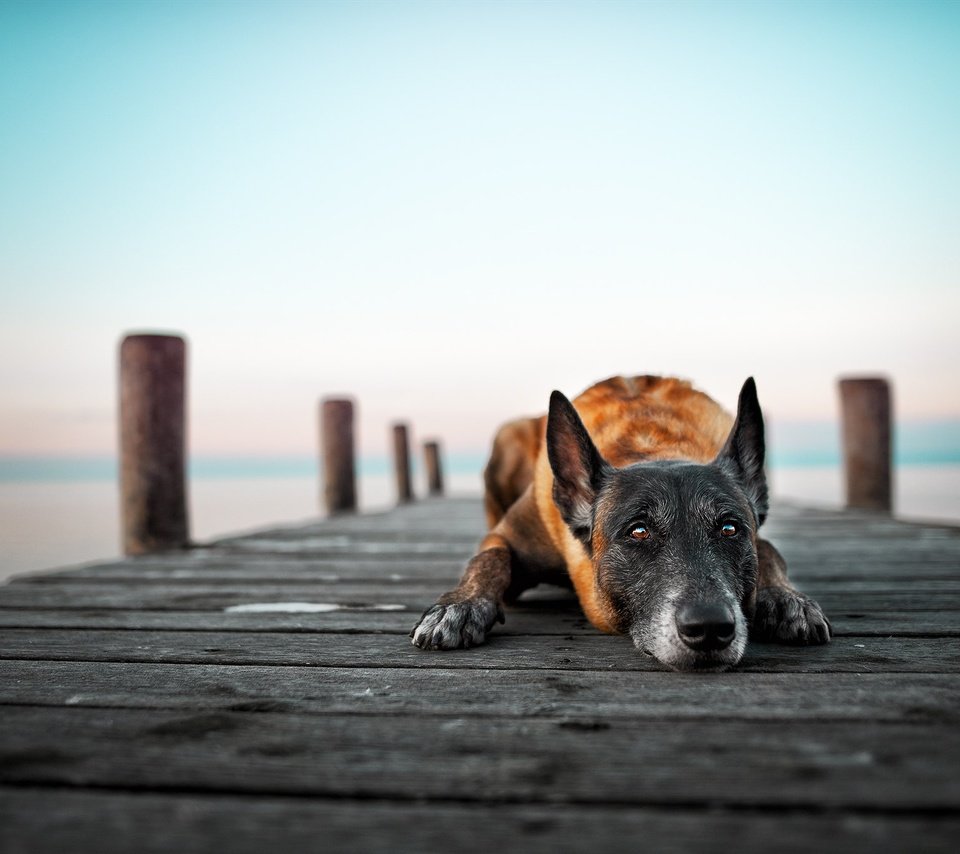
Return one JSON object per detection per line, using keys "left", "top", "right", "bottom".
{"left": 839, "top": 377, "right": 892, "bottom": 513}
{"left": 119, "top": 333, "right": 189, "bottom": 555}
{"left": 321, "top": 398, "right": 357, "bottom": 514}
{"left": 424, "top": 440, "right": 444, "bottom": 496}
{"left": 392, "top": 423, "right": 414, "bottom": 503}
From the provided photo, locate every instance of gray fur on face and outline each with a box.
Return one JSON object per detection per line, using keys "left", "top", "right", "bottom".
{"left": 595, "top": 463, "right": 759, "bottom": 671}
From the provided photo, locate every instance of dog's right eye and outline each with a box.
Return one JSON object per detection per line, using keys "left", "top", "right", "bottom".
{"left": 628, "top": 525, "right": 651, "bottom": 541}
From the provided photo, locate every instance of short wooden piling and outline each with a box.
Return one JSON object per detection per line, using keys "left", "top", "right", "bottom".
{"left": 392, "top": 423, "right": 414, "bottom": 503}
{"left": 119, "top": 333, "right": 189, "bottom": 555}
{"left": 321, "top": 398, "right": 357, "bottom": 514}
{"left": 839, "top": 377, "right": 892, "bottom": 513}
{"left": 424, "top": 441, "right": 444, "bottom": 496}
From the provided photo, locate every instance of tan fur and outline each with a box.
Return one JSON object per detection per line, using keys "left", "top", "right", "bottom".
{"left": 483, "top": 415, "right": 545, "bottom": 528}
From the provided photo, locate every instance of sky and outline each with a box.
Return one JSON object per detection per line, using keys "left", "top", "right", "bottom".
{"left": 1, "top": 0, "right": 958, "bottom": 460}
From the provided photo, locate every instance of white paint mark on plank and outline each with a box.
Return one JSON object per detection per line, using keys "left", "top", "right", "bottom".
{"left": 224, "top": 602, "right": 406, "bottom": 614}
{"left": 230, "top": 538, "right": 468, "bottom": 554}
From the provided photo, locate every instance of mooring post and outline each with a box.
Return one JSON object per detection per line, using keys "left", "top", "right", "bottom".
{"left": 321, "top": 398, "right": 357, "bottom": 514}
{"left": 392, "top": 423, "right": 414, "bottom": 503}
{"left": 119, "top": 333, "right": 190, "bottom": 555}
{"left": 839, "top": 377, "right": 893, "bottom": 513}
{"left": 424, "top": 440, "right": 444, "bottom": 496}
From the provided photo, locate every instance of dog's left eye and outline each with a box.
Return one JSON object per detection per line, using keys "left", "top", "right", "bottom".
{"left": 629, "top": 525, "right": 651, "bottom": 541}
{"left": 720, "top": 523, "right": 738, "bottom": 537}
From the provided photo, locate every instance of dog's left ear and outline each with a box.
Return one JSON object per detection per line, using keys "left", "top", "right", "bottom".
{"left": 547, "top": 390, "right": 611, "bottom": 545}
{"left": 716, "top": 377, "right": 769, "bottom": 525}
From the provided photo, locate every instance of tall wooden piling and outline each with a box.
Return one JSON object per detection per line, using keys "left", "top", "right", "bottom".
{"left": 392, "top": 423, "right": 414, "bottom": 503}
{"left": 119, "top": 333, "right": 189, "bottom": 555}
{"left": 839, "top": 377, "right": 892, "bottom": 513}
{"left": 424, "top": 441, "right": 444, "bottom": 496}
{"left": 321, "top": 398, "right": 357, "bottom": 514}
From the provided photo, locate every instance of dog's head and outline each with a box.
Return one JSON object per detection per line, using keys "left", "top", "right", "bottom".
{"left": 547, "top": 378, "right": 767, "bottom": 672}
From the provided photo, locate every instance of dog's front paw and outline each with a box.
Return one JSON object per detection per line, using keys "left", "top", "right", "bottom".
{"left": 751, "top": 586, "right": 831, "bottom": 645}
{"left": 410, "top": 598, "right": 504, "bottom": 650}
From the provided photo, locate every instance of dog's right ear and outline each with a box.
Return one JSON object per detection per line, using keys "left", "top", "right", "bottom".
{"left": 547, "top": 390, "right": 611, "bottom": 545}
{"left": 716, "top": 376, "right": 769, "bottom": 526}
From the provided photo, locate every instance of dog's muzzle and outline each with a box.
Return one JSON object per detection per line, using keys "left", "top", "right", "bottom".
{"left": 634, "top": 593, "right": 747, "bottom": 671}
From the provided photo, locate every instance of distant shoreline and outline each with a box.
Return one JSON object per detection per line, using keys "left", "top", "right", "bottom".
{"left": 2, "top": 448, "right": 960, "bottom": 484}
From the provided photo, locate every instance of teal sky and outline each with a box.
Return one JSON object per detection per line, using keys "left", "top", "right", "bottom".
{"left": 1, "top": 0, "right": 958, "bottom": 457}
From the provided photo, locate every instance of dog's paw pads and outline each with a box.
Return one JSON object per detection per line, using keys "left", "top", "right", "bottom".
{"left": 409, "top": 598, "right": 504, "bottom": 650}
{"left": 751, "top": 586, "right": 832, "bottom": 645}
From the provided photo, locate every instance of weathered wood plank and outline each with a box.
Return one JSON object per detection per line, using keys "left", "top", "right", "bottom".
{"left": 2, "top": 661, "right": 957, "bottom": 723}
{"left": 12, "top": 565, "right": 960, "bottom": 588}
{"left": 1, "top": 629, "right": 955, "bottom": 672}
{"left": 763, "top": 502, "right": 960, "bottom": 528}
{"left": 0, "top": 608, "right": 587, "bottom": 635}
{"left": 12, "top": 558, "right": 960, "bottom": 583}
{"left": 3, "top": 579, "right": 958, "bottom": 612}
{"left": 212, "top": 495, "right": 484, "bottom": 532}
{"left": 220, "top": 528, "right": 480, "bottom": 545}
{"left": 209, "top": 535, "right": 960, "bottom": 561}
{"left": 0, "top": 607, "right": 953, "bottom": 637}
{"left": 229, "top": 500, "right": 951, "bottom": 533}
{"left": 1, "top": 706, "right": 957, "bottom": 809}
{"left": 2, "top": 789, "right": 956, "bottom": 854}
{"left": 6, "top": 577, "right": 958, "bottom": 596}
{"left": 215, "top": 497, "right": 957, "bottom": 538}
{"left": 0, "top": 581, "right": 439, "bottom": 610}
{"left": 188, "top": 501, "right": 957, "bottom": 576}
{"left": 10, "top": 557, "right": 465, "bottom": 584}
{"left": 213, "top": 525, "right": 482, "bottom": 548}
{"left": 204, "top": 539, "right": 960, "bottom": 563}
{"left": 187, "top": 542, "right": 477, "bottom": 558}
{"left": 776, "top": 529, "right": 960, "bottom": 542}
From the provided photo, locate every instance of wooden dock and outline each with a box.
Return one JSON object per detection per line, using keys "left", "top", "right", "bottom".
{"left": 1, "top": 496, "right": 958, "bottom": 852}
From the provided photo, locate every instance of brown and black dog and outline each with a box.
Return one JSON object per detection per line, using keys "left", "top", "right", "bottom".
{"left": 411, "top": 375, "right": 831, "bottom": 671}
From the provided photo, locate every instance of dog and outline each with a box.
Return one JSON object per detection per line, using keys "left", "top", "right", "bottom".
{"left": 411, "top": 375, "right": 831, "bottom": 671}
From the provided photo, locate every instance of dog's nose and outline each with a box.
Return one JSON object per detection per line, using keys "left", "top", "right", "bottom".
{"left": 675, "top": 601, "right": 736, "bottom": 651}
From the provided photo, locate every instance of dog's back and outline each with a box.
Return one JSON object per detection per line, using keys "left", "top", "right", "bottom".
{"left": 485, "top": 375, "right": 734, "bottom": 526}
{"left": 565, "top": 375, "right": 733, "bottom": 466}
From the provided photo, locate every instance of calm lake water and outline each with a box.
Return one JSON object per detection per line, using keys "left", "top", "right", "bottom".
{"left": 1, "top": 464, "right": 958, "bottom": 583}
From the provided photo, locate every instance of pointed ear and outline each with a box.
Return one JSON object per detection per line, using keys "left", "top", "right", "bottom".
{"left": 547, "top": 390, "right": 610, "bottom": 544}
{"left": 716, "top": 377, "right": 769, "bottom": 525}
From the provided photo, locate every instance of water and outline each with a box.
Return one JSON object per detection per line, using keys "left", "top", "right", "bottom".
{"left": 1, "top": 463, "right": 957, "bottom": 584}
{"left": 0, "top": 469, "right": 484, "bottom": 583}
{"left": 769, "top": 465, "right": 960, "bottom": 522}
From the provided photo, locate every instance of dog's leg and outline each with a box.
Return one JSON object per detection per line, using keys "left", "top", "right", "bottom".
{"left": 410, "top": 531, "right": 513, "bottom": 650}
{"left": 412, "top": 484, "right": 560, "bottom": 650}
{"left": 750, "top": 538, "right": 831, "bottom": 644}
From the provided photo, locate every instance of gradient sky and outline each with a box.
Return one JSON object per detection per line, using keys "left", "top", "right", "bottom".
{"left": 1, "top": 0, "right": 958, "bottom": 458}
